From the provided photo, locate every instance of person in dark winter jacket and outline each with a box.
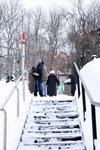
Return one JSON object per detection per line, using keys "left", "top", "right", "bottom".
{"left": 41, "top": 61, "right": 47, "bottom": 96}
{"left": 28, "top": 66, "right": 36, "bottom": 93}
{"left": 47, "top": 70, "right": 60, "bottom": 96}
{"left": 69, "top": 74, "right": 76, "bottom": 96}
{"left": 28, "top": 69, "right": 34, "bottom": 93}
{"left": 34, "top": 59, "right": 43, "bottom": 96}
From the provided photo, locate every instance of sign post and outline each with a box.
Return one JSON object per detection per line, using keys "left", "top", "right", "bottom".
{"left": 22, "top": 33, "right": 26, "bottom": 73}
{"left": 21, "top": 33, "right": 26, "bottom": 101}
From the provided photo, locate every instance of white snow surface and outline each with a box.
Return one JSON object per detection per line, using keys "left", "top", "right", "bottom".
{"left": 0, "top": 57, "right": 100, "bottom": 150}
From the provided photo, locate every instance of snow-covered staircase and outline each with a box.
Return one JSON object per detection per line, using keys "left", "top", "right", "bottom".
{"left": 17, "top": 96, "right": 86, "bottom": 150}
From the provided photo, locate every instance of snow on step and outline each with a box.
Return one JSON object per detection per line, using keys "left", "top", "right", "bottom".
{"left": 17, "top": 97, "right": 86, "bottom": 150}
{"left": 18, "top": 141, "right": 86, "bottom": 150}
{"left": 18, "top": 142, "right": 86, "bottom": 150}
{"left": 26, "top": 116, "right": 79, "bottom": 123}
{"left": 24, "top": 120, "right": 80, "bottom": 130}
{"left": 24, "top": 128, "right": 81, "bottom": 133}
{"left": 28, "top": 111, "right": 78, "bottom": 117}
{"left": 22, "top": 131, "right": 82, "bottom": 139}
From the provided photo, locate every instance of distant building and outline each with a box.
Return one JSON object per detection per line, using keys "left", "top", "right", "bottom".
{"left": 57, "top": 71, "right": 70, "bottom": 82}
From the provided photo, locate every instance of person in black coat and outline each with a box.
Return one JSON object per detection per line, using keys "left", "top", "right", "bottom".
{"left": 28, "top": 67, "right": 36, "bottom": 94}
{"left": 47, "top": 70, "right": 60, "bottom": 96}
{"left": 69, "top": 74, "right": 76, "bottom": 96}
{"left": 34, "top": 59, "right": 43, "bottom": 96}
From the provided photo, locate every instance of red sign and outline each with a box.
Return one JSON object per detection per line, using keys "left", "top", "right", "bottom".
{"left": 22, "top": 33, "right": 26, "bottom": 40}
{"left": 22, "top": 33, "right": 26, "bottom": 44}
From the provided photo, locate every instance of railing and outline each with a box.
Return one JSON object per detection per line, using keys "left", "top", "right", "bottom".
{"left": 74, "top": 62, "right": 100, "bottom": 150}
{"left": 0, "top": 70, "right": 28, "bottom": 150}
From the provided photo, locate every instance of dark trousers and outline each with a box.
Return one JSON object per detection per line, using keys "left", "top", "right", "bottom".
{"left": 34, "top": 78, "right": 43, "bottom": 96}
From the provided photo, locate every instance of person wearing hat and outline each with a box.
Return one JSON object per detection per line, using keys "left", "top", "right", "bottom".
{"left": 34, "top": 59, "right": 43, "bottom": 96}
{"left": 47, "top": 70, "right": 60, "bottom": 96}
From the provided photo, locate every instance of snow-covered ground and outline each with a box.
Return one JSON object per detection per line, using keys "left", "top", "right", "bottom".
{"left": 0, "top": 80, "right": 32, "bottom": 150}
{"left": 0, "top": 57, "right": 100, "bottom": 150}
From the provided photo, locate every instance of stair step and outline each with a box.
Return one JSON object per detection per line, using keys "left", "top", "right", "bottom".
{"left": 22, "top": 140, "right": 84, "bottom": 146}
{"left": 30, "top": 106, "right": 76, "bottom": 111}
{"left": 30, "top": 100, "right": 76, "bottom": 108}
{"left": 31, "top": 100, "right": 74, "bottom": 104}
{"left": 18, "top": 142, "right": 86, "bottom": 150}
{"left": 22, "top": 131, "right": 82, "bottom": 139}
{"left": 31, "top": 99, "right": 75, "bottom": 102}
{"left": 25, "top": 128, "right": 81, "bottom": 133}
{"left": 31, "top": 102, "right": 76, "bottom": 107}
{"left": 25, "top": 125, "right": 80, "bottom": 133}
{"left": 26, "top": 117, "right": 79, "bottom": 124}
{"left": 28, "top": 111, "right": 78, "bottom": 118}
{"left": 29, "top": 109, "right": 77, "bottom": 114}
{"left": 25, "top": 120, "right": 80, "bottom": 129}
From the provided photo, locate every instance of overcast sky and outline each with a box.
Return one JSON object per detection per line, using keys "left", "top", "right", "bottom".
{"left": 20, "top": 0, "right": 94, "bottom": 11}
{"left": 0, "top": 0, "right": 99, "bottom": 11}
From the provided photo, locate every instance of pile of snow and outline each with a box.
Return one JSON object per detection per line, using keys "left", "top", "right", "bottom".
{"left": 77, "top": 58, "right": 100, "bottom": 150}
{"left": 64, "top": 78, "right": 71, "bottom": 84}
{"left": 80, "top": 58, "right": 100, "bottom": 101}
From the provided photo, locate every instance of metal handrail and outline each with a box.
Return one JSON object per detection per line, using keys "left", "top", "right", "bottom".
{"left": 0, "top": 70, "right": 27, "bottom": 109}
{"left": 74, "top": 62, "right": 100, "bottom": 107}
{"left": 74, "top": 62, "right": 100, "bottom": 150}
{"left": 0, "top": 70, "right": 28, "bottom": 150}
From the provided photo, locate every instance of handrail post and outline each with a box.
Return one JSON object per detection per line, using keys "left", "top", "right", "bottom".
{"left": 22, "top": 78, "right": 25, "bottom": 102}
{"left": 81, "top": 83, "right": 86, "bottom": 120}
{"left": 91, "top": 104, "right": 97, "bottom": 150}
{"left": 74, "top": 64, "right": 80, "bottom": 97}
{"left": 16, "top": 87, "right": 20, "bottom": 117}
{"left": 76, "top": 72, "right": 80, "bottom": 98}
{"left": 0, "top": 109, "right": 7, "bottom": 150}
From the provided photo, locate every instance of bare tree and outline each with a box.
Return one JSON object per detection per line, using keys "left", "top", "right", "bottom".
{"left": 32, "top": 8, "right": 46, "bottom": 52}
{"left": 0, "top": 0, "right": 26, "bottom": 79}
{"left": 46, "top": 8, "right": 67, "bottom": 70}
{"left": 67, "top": 0, "right": 100, "bottom": 68}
